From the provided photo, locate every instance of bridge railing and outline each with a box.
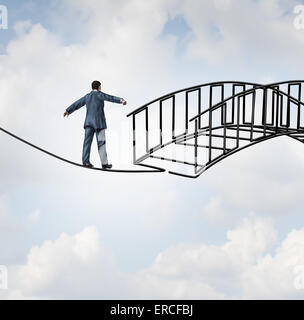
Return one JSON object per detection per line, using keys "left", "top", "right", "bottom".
{"left": 189, "top": 81, "right": 304, "bottom": 177}
{"left": 127, "top": 81, "right": 304, "bottom": 178}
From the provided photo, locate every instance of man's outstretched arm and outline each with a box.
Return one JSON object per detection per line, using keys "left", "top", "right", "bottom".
{"left": 64, "top": 95, "right": 86, "bottom": 117}
{"left": 99, "top": 92, "right": 127, "bottom": 105}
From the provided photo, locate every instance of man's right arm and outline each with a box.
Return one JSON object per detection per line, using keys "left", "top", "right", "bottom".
{"left": 65, "top": 95, "right": 86, "bottom": 116}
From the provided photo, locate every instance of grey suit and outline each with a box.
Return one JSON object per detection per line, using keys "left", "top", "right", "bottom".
{"left": 66, "top": 90, "right": 123, "bottom": 165}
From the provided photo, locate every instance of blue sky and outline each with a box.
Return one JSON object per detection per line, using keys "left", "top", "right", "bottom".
{"left": 1, "top": 0, "right": 304, "bottom": 299}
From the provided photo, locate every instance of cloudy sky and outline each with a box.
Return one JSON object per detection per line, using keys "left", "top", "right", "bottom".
{"left": 1, "top": 0, "right": 304, "bottom": 299}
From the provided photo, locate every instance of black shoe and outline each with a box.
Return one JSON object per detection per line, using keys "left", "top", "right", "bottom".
{"left": 102, "top": 164, "right": 112, "bottom": 169}
{"left": 83, "top": 162, "right": 94, "bottom": 168}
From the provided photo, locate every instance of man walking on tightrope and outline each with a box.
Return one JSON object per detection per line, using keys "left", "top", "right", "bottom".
{"left": 64, "top": 80, "right": 127, "bottom": 169}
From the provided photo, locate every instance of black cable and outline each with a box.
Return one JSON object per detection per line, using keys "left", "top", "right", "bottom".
{"left": 0, "top": 126, "right": 165, "bottom": 174}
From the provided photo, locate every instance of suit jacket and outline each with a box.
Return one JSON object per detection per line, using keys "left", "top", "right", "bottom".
{"left": 66, "top": 90, "right": 123, "bottom": 130}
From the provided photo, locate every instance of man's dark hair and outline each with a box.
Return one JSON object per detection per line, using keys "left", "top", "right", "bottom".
{"left": 91, "top": 80, "right": 101, "bottom": 90}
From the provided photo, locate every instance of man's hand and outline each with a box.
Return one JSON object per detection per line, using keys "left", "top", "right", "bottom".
{"left": 63, "top": 111, "right": 69, "bottom": 117}
{"left": 121, "top": 99, "right": 127, "bottom": 106}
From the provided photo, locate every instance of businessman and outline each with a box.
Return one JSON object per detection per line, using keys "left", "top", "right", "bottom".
{"left": 64, "top": 80, "right": 127, "bottom": 169}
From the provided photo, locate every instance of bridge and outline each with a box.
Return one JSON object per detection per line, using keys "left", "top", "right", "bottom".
{"left": 127, "top": 81, "right": 304, "bottom": 178}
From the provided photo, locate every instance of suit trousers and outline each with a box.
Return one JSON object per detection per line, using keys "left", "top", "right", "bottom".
{"left": 82, "top": 127, "right": 108, "bottom": 165}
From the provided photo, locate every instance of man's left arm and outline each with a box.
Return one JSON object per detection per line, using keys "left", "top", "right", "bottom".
{"left": 100, "top": 92, "right": 126, "bottom": 105}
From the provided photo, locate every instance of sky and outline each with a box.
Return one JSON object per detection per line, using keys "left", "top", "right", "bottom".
{"left": 1, "top": 0, "right": 304, "bottom": 299}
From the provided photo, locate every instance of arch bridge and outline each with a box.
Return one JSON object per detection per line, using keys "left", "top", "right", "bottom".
{"left": 127, "top": 81, "right": 304, "bottom": 178}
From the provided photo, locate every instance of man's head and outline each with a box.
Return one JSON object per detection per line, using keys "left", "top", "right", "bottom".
{"left": 91, "top": 80, "right": 101, "bottom": 91}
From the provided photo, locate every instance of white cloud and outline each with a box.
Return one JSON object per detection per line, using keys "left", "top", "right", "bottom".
{"left": 1, "top": 216, "right": 303, "bottom": 299}
{"left": 131, "top": 273, "right": 225, "bottom": 299}
{"left": 223, "top": 216, "right": 278, "bottom": 267}
{"left": 13, "top": 20, "right": 32, "bottom": 35}
{"left": 136, "top": 216, "right": 277, "bottom": 295}
{"left": 134, "top": 216, "right": 302, "bottom": 299}
{"left": 17, "top": 226, "right": 100, "bottom": 292}
{"left": 175, "top": 0, "right": 303, "bottom": 69}
{"left": 202, "top": 137, "right": 304, "bottom": 215}
{"left": 202, "top": 196, "right": 240, "bottom": 226}
{"left": 27, "top": 209, "right": 40, "bottom": 225}
{"left": 10, "top": 226, "right": 128, "bottom": 299}
{"left": 242, "top": 228, "right": 304, "bottom": 299}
